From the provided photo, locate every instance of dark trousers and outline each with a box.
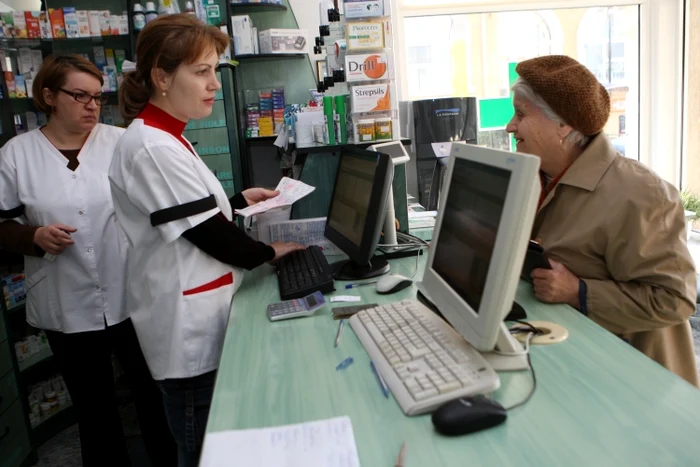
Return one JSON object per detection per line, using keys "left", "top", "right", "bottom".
{"left": 157, "top": 371, "right": 217, "bottom": 467}
{"left": 45, "top": 319, "right": 177, "bottom": 467}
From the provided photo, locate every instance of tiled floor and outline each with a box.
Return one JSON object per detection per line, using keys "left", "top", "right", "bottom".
{"left": 35, "top": 403, "right": 151, "bottom": 467}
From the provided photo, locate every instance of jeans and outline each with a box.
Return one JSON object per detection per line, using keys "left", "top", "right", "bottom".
{"left": 158, "top": 370, "right": 217, "bottom": 467}
{"left": 45, "top": 319, "right": 177, "bottom": 467}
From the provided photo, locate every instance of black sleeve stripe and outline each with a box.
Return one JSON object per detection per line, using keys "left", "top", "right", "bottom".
{"left": 0, "top": 205, "right": 25, "bottom": 219}
{"left": 150, "top": 195, "right": 217, "bottom": 227}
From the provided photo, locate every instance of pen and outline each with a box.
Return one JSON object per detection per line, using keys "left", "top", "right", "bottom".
{"left": 394, "top": 442, "right": 406, "bottom": 467}
{"left": 370, "top": 361, "right": 390, "bottom": 398}
{"left": 344, "top": 281, "right": 378, "bottom": 289}
{"left": 334, "top": 319, "right": 345, "bottom": 348}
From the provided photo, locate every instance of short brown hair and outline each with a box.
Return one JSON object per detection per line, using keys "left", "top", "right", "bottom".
{"left": 119, "top": 14, "right": 229, "bottom": 123}
{"left": 32, "top": 54, "right": 103, "bottom": 115}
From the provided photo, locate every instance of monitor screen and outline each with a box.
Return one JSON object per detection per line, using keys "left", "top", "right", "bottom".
{"left": 431, "top": 158, "right": 511, "bottom": 313}
{"left": 327, "top": 154, "right": 377, "bottom": 247}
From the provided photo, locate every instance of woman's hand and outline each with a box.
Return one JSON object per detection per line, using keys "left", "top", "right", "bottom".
{"left": 531, "top": 259, "right": 580, "bottom": 308}
{"left": 269, "top": 242, "right": 306, "bottom": 262}
{"left": 34, "top": 224, "right": 77, "bottom": 255}
{"left": 242, "top": 188, "right": 280, "bottom": 206}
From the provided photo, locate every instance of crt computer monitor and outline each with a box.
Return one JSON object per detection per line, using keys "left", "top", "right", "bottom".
{"left": 324, "top": 147, "right": 394, "bottom": 281}
{"left": 368, "top": 141, "right": 410, "bottom": 249}
{"left": 419, "top": 143, "right": 540, "bottom": 366}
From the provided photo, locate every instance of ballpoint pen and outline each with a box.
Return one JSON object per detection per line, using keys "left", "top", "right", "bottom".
{"left": 394, "top": 442, "right": 406, "bottom": 467}
{"left": 334, "top": 319, "right": 345, "bottom": 348}
{"left": 344, "top": 281, "right": 378, "bottom": 289}
{"left": 370, "top": 360, "right": 390, "bottom": 398}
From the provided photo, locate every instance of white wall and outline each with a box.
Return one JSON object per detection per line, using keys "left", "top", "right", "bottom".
{"left": 289, "top": 0, "right": 325, "bottom": 63}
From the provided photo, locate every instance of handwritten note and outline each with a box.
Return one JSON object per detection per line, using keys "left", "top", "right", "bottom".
{"left": 199, "top": 416, "right": 360, "bottom": 467}
{"left": 235, "top": 177, "right": 316, "bottom": 218}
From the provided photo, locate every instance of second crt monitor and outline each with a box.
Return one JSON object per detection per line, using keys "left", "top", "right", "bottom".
{"left": 325, "top": 147, "right": 394, "bottom": 280}
{"left": 418, "top": 142, "right": 541, "bottom": 368}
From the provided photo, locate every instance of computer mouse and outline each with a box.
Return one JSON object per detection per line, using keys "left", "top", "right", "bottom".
{"left": 375, "top": 274, "right": 413, "bottom": 294}
{"left": 431, "top": 395, "right": 507, "bottom": 436}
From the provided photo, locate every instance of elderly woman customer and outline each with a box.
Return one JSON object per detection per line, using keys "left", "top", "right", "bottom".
{"left": 506, "top": 55, "right": 698, "bottom": 387}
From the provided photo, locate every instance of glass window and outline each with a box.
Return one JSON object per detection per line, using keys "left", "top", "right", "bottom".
{"left": 402, "top": 6, "right": 640, "bottom": 159}
{"left": 683, "top": 2, "right": 700, "bottom": 207}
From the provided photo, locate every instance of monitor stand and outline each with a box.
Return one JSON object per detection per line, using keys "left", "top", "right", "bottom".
{"left": 331, "top": 257, "right": 391, "bottom": 281}
{"left": 481, "top": 324, "right": 529, "bottom": 371}
{"left": 417, "top": 283, "right": 529, "bottom": 371}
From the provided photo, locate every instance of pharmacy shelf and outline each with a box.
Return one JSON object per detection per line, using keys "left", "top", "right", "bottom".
{"left": 234, "top": 53, "right": 306, "bottom": 61}
{"left": 230, "top": 2, "right": 287, "bottom": 12}
{"left": 6, "top": 301, "right": 25, "bottom": 316}
{"left": 32, "top": 403, "right": 76, "bottom": 448}
{"left": 18, "top": 347, "right": 53, "bottom": 373}
{"left": 0, "top": 35, "right": 130, "bottom": 47}
{"left": 246, "top": 135, "right": 279, "bottom": 140}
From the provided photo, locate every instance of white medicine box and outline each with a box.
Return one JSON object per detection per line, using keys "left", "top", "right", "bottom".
{"left": 258, "top": 29, "right": 308, "bottom": 54}
{"left": 231, "top": 15, "right": 254, "bottom": 56}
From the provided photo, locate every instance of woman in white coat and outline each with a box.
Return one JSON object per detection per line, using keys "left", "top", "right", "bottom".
{"left": 0, "top": 55, "right": 176, "bottom": 467}
{"left": 109, "top": 15, "right": 304, "bottom": 467}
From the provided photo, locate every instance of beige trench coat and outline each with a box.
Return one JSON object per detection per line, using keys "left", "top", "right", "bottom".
{"left": 533, "top": 133, "right": 699, "bottom": 387}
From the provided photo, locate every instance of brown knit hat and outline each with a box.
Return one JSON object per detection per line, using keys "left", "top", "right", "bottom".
{"left": 516, "top": 55, "right": 611, "bottom": 136}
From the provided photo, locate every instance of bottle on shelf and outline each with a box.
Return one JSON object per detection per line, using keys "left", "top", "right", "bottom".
{"left": 158, "top": 0, "right": 179, "bottom": 16}
{"left": 145, "top": 2, "right": 158, "bottom": 23}
{"left": 133, "top": 3, "right": 146, "bottom": 32}
{"left": 185, "top": 1, "right": 196, "bottom": 15}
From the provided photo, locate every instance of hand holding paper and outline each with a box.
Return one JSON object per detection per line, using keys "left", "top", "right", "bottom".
{"left": 235, "top": 177, "right": 316, "bottom": 218}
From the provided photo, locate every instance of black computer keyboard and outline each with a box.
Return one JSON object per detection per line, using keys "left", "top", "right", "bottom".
{"left": 276, "top": 245, "right": 335, "bottom": 300}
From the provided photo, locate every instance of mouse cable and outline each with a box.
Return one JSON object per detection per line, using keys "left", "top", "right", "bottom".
{"left": 503, "top": 332, "right": 537, "bottom": 412}
{"left": 510, "top": 320, "right": 541, "bottom": 335}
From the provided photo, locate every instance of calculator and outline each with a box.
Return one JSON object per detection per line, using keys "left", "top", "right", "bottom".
{"left": 267, "top": 291, "right": 327, "bottom": 321}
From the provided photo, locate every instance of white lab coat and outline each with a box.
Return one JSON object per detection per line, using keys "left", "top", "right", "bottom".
{"left": 108, "top": 108, "right": 243, "bottom": 381}
{"left": 0, "top": 124, "right": 129, "bottom": 333}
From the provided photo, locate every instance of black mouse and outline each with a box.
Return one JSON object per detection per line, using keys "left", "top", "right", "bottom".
{"left": 431, "top": 395, "right": 507, "bottom": 436}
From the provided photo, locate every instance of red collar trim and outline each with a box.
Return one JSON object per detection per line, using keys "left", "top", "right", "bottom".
{"left": 137, "top": 103, "right": 195, "bottom": 156}
{"left": 138, "top": 103, "right": 186, "bottom": 136}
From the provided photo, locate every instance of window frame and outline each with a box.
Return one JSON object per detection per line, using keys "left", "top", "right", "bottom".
{"left": 393, "top": 0, "right": 685, "bottom": 186}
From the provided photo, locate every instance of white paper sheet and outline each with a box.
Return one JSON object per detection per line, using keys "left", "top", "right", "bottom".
{"left": 268, "top": 217, "right": 342, "bottom": 255}
{"left": 330, "top": 296, "right": 362, "bottom": 303}
{"left": 235, "top": 177, "right": 316, "bottom": 218}
{"left": 199, "top": 416, "right": 360, "bottom": 467}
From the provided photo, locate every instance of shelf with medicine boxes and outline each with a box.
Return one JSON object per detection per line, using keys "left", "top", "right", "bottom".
{"left": 226, "top": 0, "right": 317, "bottom": 188}
{"left": 305, "top": 0, "right": 399, "bottom": 148}
{"left": 0, "top": 0, "right": 135, "bottom": 149}
{"left": 341, "top": 1, "right": 399, "bottom": 146}
{"left": 229, "top": 1, "right": 287, "bottom": 12}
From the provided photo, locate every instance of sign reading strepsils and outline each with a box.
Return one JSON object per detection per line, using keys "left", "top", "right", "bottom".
{"left": 345, "top": 53, "right": 390, "bottom": 82}
{"left": 351, "top": 83, "right": 391, "bottom": 113}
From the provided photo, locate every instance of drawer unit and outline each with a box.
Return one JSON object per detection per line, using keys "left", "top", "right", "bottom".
{"left": 0, "top": 401, "right": 31, "bottom": 467}
{"left": 0, "top": 342, "right": 11, "bottom": 380}
{"left": 0, "top": 371, "right": 19, "bottom": 416}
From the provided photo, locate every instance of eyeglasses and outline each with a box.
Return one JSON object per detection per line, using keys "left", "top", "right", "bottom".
{"left": 58, "top": 88, "right": 110, "bottom": 106}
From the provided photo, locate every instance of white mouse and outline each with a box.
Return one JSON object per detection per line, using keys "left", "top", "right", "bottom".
{"left": 375, "top": 274, "right": 413, "bottom": 295}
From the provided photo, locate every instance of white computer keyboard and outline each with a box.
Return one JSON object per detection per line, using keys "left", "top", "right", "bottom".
{"left": 349, "top": 299, "right": 500, "bottom": 415}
